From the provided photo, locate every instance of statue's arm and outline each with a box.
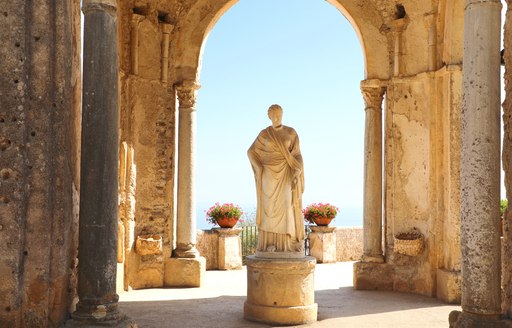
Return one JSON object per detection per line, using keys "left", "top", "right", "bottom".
{"left": 247, "top": 141, "right": 262, "bottom": 180}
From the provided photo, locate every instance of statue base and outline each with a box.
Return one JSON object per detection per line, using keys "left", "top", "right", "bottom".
{"left": 244, "top": 255, "right": 317, "bottom": 325}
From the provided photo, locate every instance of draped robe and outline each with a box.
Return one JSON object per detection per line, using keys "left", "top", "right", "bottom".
{"left": 248, "top": 125, "right": 305, "bottom": 253}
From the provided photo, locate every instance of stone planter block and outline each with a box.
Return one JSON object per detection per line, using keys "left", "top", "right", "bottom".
{"left": 214, "top": 228, "right": 242, "bottom": 270}
{"left": 244, "top": 256, "right": 317, "bottom": 325}
{"left": 309, "top": 226, "right": 337, "bottom": 263}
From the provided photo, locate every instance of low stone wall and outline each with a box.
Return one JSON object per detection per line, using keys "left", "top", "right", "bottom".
{"left": 197, "top": 226, "right": 363, "bottom": 268}
{"left": 335, "top": 227, "right": 363, "bottom": 262}
{"left": 197, "top": 230, "right": 218, "bottom": 270}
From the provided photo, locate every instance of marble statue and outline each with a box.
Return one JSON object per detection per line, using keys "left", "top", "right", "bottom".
{"left": 248, "top": 104, "right": 305, "bottom": 257}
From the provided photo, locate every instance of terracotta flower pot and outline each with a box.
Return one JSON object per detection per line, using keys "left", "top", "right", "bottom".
{"left": 216, "top": 216, "right": 239, "bottom": 228}
{"left": 313, "top": 217, "right": 333, "bottom": 226}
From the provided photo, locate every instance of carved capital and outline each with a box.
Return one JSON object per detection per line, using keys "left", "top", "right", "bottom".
{"left": 161, "top": 23, "right": 174, "bottom": 35}
{"left": 361, "top": 80, "right": 386, "bottom": 111}
{"left": 176, "top": 81, "right": 201, "bottom": 109}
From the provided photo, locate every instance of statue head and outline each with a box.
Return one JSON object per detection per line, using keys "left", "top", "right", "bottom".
{"left": 267, "top": 104, "right": 283, "bottom": 128}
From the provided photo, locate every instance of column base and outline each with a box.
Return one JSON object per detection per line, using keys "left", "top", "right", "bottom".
{"left": 244, "top": 301, "right": 318, "bottom": 326}
{"left": 65, "top": 315, "right": 137, "bottom": 327}
{"left": 353, "top": 261, "right": 393, "bottom": 290}
{"left": 449, "top": 311, "right": 512, "bottom": 328}
{"left": 361, "top": 254, "right": 384, "bottom": 263}
{"left": 244, "top": 255, "right": 317, "bottom": 325}
{"left": 437, "top": 268, "right": 461, "bottom": 304}
{"left": 164, "top": 257, "right": 206, "bottom": 287}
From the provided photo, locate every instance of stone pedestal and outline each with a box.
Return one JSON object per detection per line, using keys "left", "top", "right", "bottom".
{"left": 244, "top": 256, "right": 317, "bottom": 325}
{"left": 164, "top": 257, "right": 206, "bottom": 287}
{"left": 214, "top": 228, "right": 242, "bottom": 270}
{"left": 309, "top": 226, "right": 337, "bottom": 263}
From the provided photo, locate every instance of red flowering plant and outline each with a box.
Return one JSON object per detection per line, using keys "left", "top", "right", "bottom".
{"left": 302, "top": 203, "right": 339, "bottom": 224}
{"left": 206, "top": 202, "right": 244, "bottom": 225}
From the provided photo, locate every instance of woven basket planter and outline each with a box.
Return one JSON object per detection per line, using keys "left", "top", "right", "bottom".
{"left": 393, "top": 230, "right": 424, "bottom": 256}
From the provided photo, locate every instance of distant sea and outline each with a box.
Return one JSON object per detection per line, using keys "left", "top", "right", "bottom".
{"left": 196, "top": 203, "right": 362, "bottom": 230}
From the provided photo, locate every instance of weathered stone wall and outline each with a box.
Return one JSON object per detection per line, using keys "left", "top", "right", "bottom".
{"left": 502, "top": 0, "right": 512, "bottom": 316}
{"left": 336, "top": 228, "right": 363, "bottom": 261}
{"left": 196, "top": 230, "right": 219, "bottom": 270}
{"left": 0, "top": 0, "right": 81, "bottom": 326}
{"left": 117, "top": 1, "right": 177, "bottom": 290}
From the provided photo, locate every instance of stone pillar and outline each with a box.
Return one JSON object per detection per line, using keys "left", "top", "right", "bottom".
{"left": 214, "top": 228, "right": 243, "bottom": 270}
{"left": 309, "top": 226, "right": 337, "bottom": 263}
{"left": 392, "top": 19, "right": 407, "bottom": 77}
{"left": 174, "top": 80, "right": 200, "bottom": 258}
{"left": 69, "top": 0, "right": 134, "bottom": 326}
{"left": 424, "top": 13, "right": 437, "bottom": 72}
{"left": 449, "top": 0, "right": 508, "bottom": 326}
{"left": 164, "top": 80, "right": 205, "bottom": 287}
{"left": 130, "top": 13, "right": 144, "bottom": 75}
{"left": 160, "top": 24, "right": 173, "bottom": 84}
{"left": 360, "top": 79, "right": 386, "bottom": 263}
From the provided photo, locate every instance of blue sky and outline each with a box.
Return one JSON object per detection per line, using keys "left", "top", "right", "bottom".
{"left": 195, "top": 0, "right": 365, "bottom": 228}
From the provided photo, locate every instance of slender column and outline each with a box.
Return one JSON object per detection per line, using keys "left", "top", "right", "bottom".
{"left": 173, "top": 80, "right": 201, "bottom": 258}
{"left": 391, "top": 19, "right": 407, "bottom": 77}
{"left": 160, "top": 24, "right": 173, "bottom": 83}
{"left": 71, "top": 0, "right": 133, "bottom": 325}
{"left": 130, "top": 13, "right": 144, "bottom": 75}
{"left": 424, "top": 13, "right": 437, "bottom": 72}
{"left": 450, "top": 0, "right": 503, "bottom": 326}
{"left": 361, "top": 80, "right": 386, "bottom": 263}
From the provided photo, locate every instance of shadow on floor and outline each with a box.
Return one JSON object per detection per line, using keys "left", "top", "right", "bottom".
{"left": 119, "top": 287, "right": 455, "bottom": 328}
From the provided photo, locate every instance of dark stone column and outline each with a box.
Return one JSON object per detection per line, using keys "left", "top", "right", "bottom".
{"left": 449, "top": 0, "right": 511, "bottom": 326}
{"left": 67, "top": 0, "right": 134, "bottom": 326}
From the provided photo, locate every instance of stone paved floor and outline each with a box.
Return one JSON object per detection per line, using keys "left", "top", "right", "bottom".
{"left": 119, "top": 262, "right": 460, "bottom": 327}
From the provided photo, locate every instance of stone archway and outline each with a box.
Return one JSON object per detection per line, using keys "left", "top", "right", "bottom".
{"left": 71, "top": 0, "right": 510, "bottom": 326}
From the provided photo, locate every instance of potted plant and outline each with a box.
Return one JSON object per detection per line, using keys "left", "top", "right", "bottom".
{"left": 303, "top": 203, "right": 339, "bottom": 226}
{"left": 206, "top": 202, "right": 243, "bottom": 228}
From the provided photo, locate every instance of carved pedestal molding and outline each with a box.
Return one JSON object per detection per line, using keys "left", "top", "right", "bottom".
{"left": 449, "top": 0, "right": 511, "bottom": 326}
{"left": 360, "top": 79, "right": 386, "bottom": 264}
{"left": 67, "top": 0, "right": 135, "bottom": 326}
{"left": 174, "top": 80, "right": 201, "bottom": 258}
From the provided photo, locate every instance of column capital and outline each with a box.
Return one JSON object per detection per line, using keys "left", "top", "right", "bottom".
{"left": 391, "top": 17, "right": 408, "bottom": 33}
{"left": 131, "top": 13, "right": 144, "bottom": 25}
{"left": 82, "top": 0, "right": 117, "bottom": 14}
{"left": 360, "top": 80, "right": 386, "bottom": 111}
{"left": 465, "top": 0, "right": 502, "bottom": 9}
{"left": 161, "top": 23, "right": 174, "bottom": 35}
{"left": 176, "top": 80, "right": 201, "bottom": 109}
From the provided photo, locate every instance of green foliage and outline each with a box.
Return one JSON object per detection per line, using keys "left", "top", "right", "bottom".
{"left": 501, "top": 199, "right": 509, "bottom": 217}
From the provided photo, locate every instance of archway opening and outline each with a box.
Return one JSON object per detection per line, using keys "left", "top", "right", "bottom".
{"left": 195, "top": 0, "right": 365, "bottom": 231}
